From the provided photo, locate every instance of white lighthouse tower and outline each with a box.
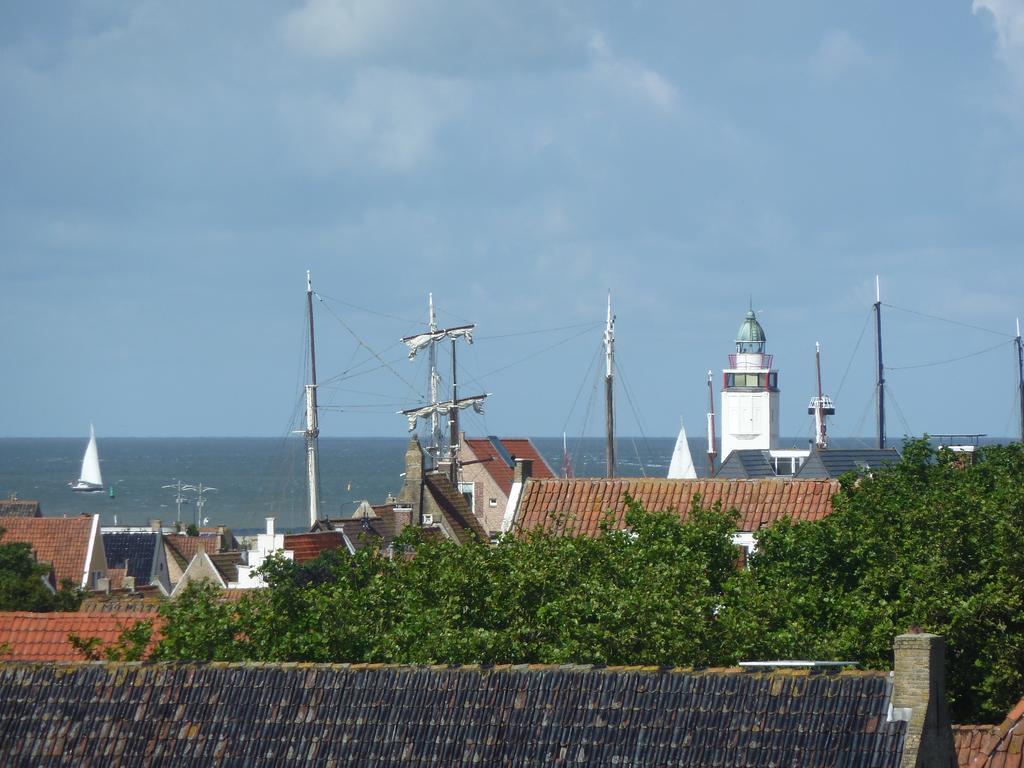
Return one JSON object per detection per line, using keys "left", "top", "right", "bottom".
{"left": 720, "top": 307, "right": 780, "bottom": 462}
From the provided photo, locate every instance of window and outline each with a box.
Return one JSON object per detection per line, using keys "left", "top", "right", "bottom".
{"left": 458, "top": 481, "right": 475, "bottom": 511}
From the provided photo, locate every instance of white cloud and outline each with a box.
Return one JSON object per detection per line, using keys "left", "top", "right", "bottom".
{"left": 279, "top": 68, "right": 468, "bottom": 174}
{"left": 812, "top": 29, "right": 873, "bottom": 79}
{"left": 281, "top": 0, "right": 587, "bottom": 73}
{"left": 586, "top": 32, "right": 679, "bottom": 112}
{"left": 974, "top": 0, "right": 1024, "bottom": 87}
{"left": 282, "top": 0, "right": 409, "bottom": 59}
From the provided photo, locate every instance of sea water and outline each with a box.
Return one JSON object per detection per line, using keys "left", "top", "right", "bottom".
{"left": 0, "top": 436, "right": 681, "bottom": 533}
{"left": 0, "top": 435, "right": 997, "bottom": 534}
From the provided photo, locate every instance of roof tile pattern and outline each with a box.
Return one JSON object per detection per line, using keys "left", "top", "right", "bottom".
{"left": 0, "top": 663, "right": 905, "bottom": 767}
{"left": 463, "top": 437, "right": 555, "bottom": 495}
{"left": 0, "top": 515, "right": 95, "bottom": 586}
{"left": 424, "top": 473, "right": 489, "bottom": 543}
{"left": 796, "top": 449, "right": 902, "bottom": 479}
{"left": 0, "top": 500, "right": 41, "bottom": 517}
{"left": 956, "top": 698, "right": 1024, "bottom": 767}
{"left": 283, "top": 532, "right": 347, "bottom": 564}
{"left": 715, "top": 450, "right": 778, "bottom": 479}
{"left": 0, "top": 612, "right": 162, "bottom": 661}
{"left": 102, "top": 532, "right": 157, "bottom": 582}
{"left": 208, "top": 552, "right": 241, "bottom": 583}
{"left": 516, "top": 478, "right": 840, "bottom": 535}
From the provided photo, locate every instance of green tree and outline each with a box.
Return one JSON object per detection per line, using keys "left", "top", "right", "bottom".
{"left": 70, "top": 619, "right": 154, "bottom": 661}
{"left": 153, "top": 443, "right": 1024, "bottom": 722}
{"left": 719, "top": 439, "right": 1024, "bottom": 722}
{"left": 0, "top": 533, "right": 83, "bottom": 612}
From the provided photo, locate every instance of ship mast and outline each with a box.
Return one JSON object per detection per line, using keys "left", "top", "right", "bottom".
{"left": 874, "top": 275, "right": 886, "bottom": 449}
{"left": 604, "top": 293, "right": 615, "bottom": 478}
{"left": 1016, "top": 317, "right": 1024, "bottom": 443}
{"left": 807, "top": 342, "right": 835, "bottom": 450}
{"left": 305, "top": 270, "right": 321, "bottom": 527}
{"left": 449, "top": 337, "right": 459, "bottom": 484}
{"left": 400, "top": 300, "right": 487, "bottom": 484}
{"left": 706, "top": 370, "right": 717, "bottom": 477}
{"left": 427, "top": 294, "right": 443, "bottom": 466}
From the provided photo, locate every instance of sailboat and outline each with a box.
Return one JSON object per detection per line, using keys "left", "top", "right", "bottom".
{"left": 667, "top": 418, "right": 697, "bottom": 479}
{"left": 69, "top": 424, "right": 104, "bottom": 492}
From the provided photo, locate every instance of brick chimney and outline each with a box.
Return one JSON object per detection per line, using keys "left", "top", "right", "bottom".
{"left": 513, "top": 458, "right": 533, "bottom": 484}
{"left": 398, "top": 436, "right": 425, "bottom": 527}
{"left": 891, "top": 632, "right": 956, "bottom": 768}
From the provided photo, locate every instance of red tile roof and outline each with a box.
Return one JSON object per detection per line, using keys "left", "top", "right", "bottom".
{"left": 955, "top": 698, "right": 1024, "bottom": 767}
{"left": 0, "top": 612, "right": 163, "bottom": 661}
{"left": 514, "top": 478, "right": 841, "bottom": 536}
{"left": 80, "top": 591, "right": 164, "bottom": 613}
{"left": 0, "top": 515, "right": 97, "bottom": 587}
{"left": 283, "top": 532, "right": 347, "bottom": 564}
{"left": 164, "top": 534, "right": 209, "bottom": 568}
{"left": 463, "top": 437, "right": 555, "bottom": 496}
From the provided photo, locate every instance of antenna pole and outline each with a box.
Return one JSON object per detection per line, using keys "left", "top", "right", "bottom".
{"left": 874, "top": 275, "right": 886, "bottom": 449}
{"left": 706, "top": 370, "right": 718, "bottom": 477}
{"left": 604, "top": 293, "right": 615, "bottom": 478}
{"left": 305, "top": 271, "right": 321, "bottom": 527}
{"left": 449, "top": 337, "right": 459, "bottom": 484}
{"left": 1016, "top": 318, "right": 1024, "bottom": 443}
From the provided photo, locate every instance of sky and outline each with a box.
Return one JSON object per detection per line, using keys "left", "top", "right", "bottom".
{"left": 2, "top": 0, "right": 1023, "bottom": 441}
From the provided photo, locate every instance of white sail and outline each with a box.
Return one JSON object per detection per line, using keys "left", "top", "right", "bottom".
{"left": 77, "top": 424, "right": 103, "bottom": 488}
{"left": 403, "top": 324, "right": 474, "bottom": 360}
{"left": 667, "top": 419, "right": 697, "bottom": 479}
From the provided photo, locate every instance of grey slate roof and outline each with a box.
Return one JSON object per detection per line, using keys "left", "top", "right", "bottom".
{"left": 0, "top": 662, "right": 907, "bottom": 767}
{"left": 0, "top": 499, "right": 41, "bottom": 517}
{"left": 715, "top": 450, "right": 778, "bottom": 479}
{"left": 795, "top": 448, "right": 901, "bottom": 479}
{"left": 102, "top": 532, "right": 158, "bottom": 583}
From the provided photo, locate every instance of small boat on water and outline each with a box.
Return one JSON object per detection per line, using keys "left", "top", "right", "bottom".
{"left": 69, "top": 424, "right": 104, "bottom": 493}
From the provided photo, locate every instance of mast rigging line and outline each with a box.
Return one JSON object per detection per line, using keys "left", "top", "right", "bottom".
{"left": 887, "top": 339, "right": 1013, "bottom": 371}
{"left": 560, "top": 340, "right": 604, "bottom": 439}
{"left": 314, "top": 292, "right": 424, "bottom": 326}
{"left": 835, "top": 308, "right": 873, "bottom": 400}
{"left": 614, "top": 355, "right": 654, "bottom": 478}
{"left": 313, "top": 294, "right": 421, "bottom": 397}
{"left": 475, "top": 324, "right": 599, "bottom": 380}
{"left": 881, "top": 303, "right": 1011, "bottom": 338}
{"left": 884, "top": 381, "right": 913, "bottom": 436}
{"left": 476, "top": 321, "right": 603, "bottom": 340}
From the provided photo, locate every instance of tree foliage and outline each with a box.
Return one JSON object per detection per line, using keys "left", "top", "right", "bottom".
{"left": 70, "top": 619, "right": 154, "bottom": 661}
{"left": 0, "top": 532, "right": 82, "bottom": 612}
{"left": 154, "top": 440, "right": 1024, "bottom": 722}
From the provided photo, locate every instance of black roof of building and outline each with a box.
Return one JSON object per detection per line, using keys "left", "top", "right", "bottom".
{"left": 795, "top": 448, "right": 901, "bottom": 479}
{"left": 0, "top": 662, "right": 907, "bottom": 767}
{"left": 715, "top": 450, "right": 779, "bottom": 479}
{"left": 0, "top": 499, "right": 41, "bottom": 517}
{"left": 102, "top": 532, "right": 158, "bottom": 582}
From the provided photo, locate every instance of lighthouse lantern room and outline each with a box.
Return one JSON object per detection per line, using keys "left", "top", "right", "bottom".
{"left": 720, "top": 307, "right": 780, "bottom": 462}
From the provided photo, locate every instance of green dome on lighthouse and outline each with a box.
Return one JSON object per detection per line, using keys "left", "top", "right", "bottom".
{"left": 735, "top": 308, "right": 766, "bottom": 353}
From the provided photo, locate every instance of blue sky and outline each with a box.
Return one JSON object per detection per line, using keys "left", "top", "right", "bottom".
{"left": 2, "top": 1, "right": 1023, "bottom": 441}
